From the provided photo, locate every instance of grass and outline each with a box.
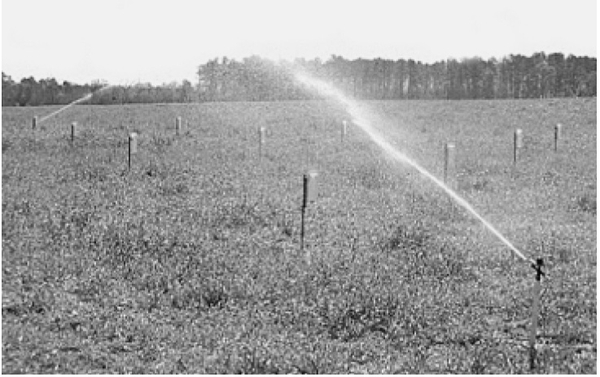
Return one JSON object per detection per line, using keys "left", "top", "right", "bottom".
{"left": 2, "top": 97, "right": 596, "bottom": 373}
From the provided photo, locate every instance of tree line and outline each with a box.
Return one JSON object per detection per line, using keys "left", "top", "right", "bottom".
{"left": 2, "top": 52, "right": 596, "bottom": 106}
{"left": 197, "top": 52, "right": 596, "bottom": 101}
{"left": 2, "top": 74, "right": 195, "bottom": 107}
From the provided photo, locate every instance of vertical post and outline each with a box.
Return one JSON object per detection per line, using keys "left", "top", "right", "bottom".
{"left": 514, "top": 128, "right": 523, "bottom": 165}
{"left": 71, "top": 122, "right": 77, "bottom": 143}
{"left": 301, "top": 170, "right": 319, "bottom": 253}
{"left": 554, "top": 123, "right": 562, "bottom": 152}
{"left": 341, "top": 120, "right": 347, "bottom": 143}
{"left": 176, "top": 116, "right": 182, "bottom": 136}
{"left": 258, "top": 126, "right": 266, "bottom": 162}
{"left": 300, "top": 207, "right": 306, "bottom": 251}
{"left": 444, "top": 142, "right": 456, "bottom": 188}
{"left": 529, "top": 258, "right": 544, "bottom": 372}
{"left": 128, "top": 132, "right": 138, "bottom": 171}
{"left": 32, "top": 116, "right": 38, "bottom": 130}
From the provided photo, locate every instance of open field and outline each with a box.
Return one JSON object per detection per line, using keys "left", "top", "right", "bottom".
{"left": 2, "top": 98, "right": 596, "bottom": 373}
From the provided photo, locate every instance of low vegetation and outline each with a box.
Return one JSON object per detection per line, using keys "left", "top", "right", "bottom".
{"left": 2, "top": 98, "right": 596, "bottom": 373}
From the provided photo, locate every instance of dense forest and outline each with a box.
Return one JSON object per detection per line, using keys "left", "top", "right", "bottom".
{"left": 196, "top": 53, "right": 596, "bottom": 101}
{"left": 1, "top": 73, "right": 195, "bottom": 107}
{"left": 2, "top": 52, "right": 596, "bottom": 106}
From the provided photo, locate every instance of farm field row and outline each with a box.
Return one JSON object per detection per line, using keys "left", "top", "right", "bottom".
{"left": 2, "top": 98, "right": 596, "bottom": 373}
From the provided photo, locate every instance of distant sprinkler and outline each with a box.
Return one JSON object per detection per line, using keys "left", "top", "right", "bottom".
{"left": 514, "top": 129, "right": 523, "bottom": 165}
{"left": 444, "top": 142, "right": 456, "bottom": 188}
{"left": 258, "top": 126, "right": 266, "bottom": 161}
{"left": 176, "top": 116, "right": 182, "bottom": 136}
{"left": 341, "top": 120, "right": 348, "bottom": 143}
{"left": 554, "top": 123, "right": 562, "bottom": 152}
{"left": 128, "top": 132, "right": 138, "bottom": 170}
{"left": 303, "top": 170, "right": 319, "bottom": 208}
{"left": 70, "top": 122, "right": 77, "bottom": 143}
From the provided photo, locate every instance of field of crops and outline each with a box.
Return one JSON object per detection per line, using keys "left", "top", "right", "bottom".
{"left": 2, "top": 97, "right": 596, "bottom": 373}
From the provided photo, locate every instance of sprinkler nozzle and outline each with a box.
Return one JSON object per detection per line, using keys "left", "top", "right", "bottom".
{"left": 530, "top": 258, "right": 545, "bottom": 281}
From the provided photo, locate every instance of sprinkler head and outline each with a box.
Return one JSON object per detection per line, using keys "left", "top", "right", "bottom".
{"left": 530, "top": 258, "right": 545, "bottom": 280}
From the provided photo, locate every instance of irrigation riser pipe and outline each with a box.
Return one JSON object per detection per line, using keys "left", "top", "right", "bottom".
{"left": 128, "top": 132, "right": 138, "bottom": 171}
{"left": 529, "top": 258, "right": 545, "bottom": 372}
{"left": 301, "top": 170, "right": 319, "bottom": 263}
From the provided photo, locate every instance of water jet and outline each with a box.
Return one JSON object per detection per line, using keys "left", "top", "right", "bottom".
{"left": 293, "top": 71, "right": 532, "bottom": 264}
{"left": 37, "top": 85, "right": 113, "bottom": 125}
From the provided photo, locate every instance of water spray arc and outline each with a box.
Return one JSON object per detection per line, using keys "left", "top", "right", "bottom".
{"left": 36, "top": 85, "right": 114, "bottom": 125}
{"left": 294, "top": 72, "right": 533, "bottom": 265}
{"left": 294, "top": 70, "right": 545, "bottom": 371}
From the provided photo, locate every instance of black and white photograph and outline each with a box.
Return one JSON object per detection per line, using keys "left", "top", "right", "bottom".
{"left": 2, "top": 0, "right": 596, "bottom": 373}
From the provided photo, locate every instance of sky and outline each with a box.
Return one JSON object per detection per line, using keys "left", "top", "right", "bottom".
{"left": 2, "top": 0, "right": 597, "bottom": 86}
